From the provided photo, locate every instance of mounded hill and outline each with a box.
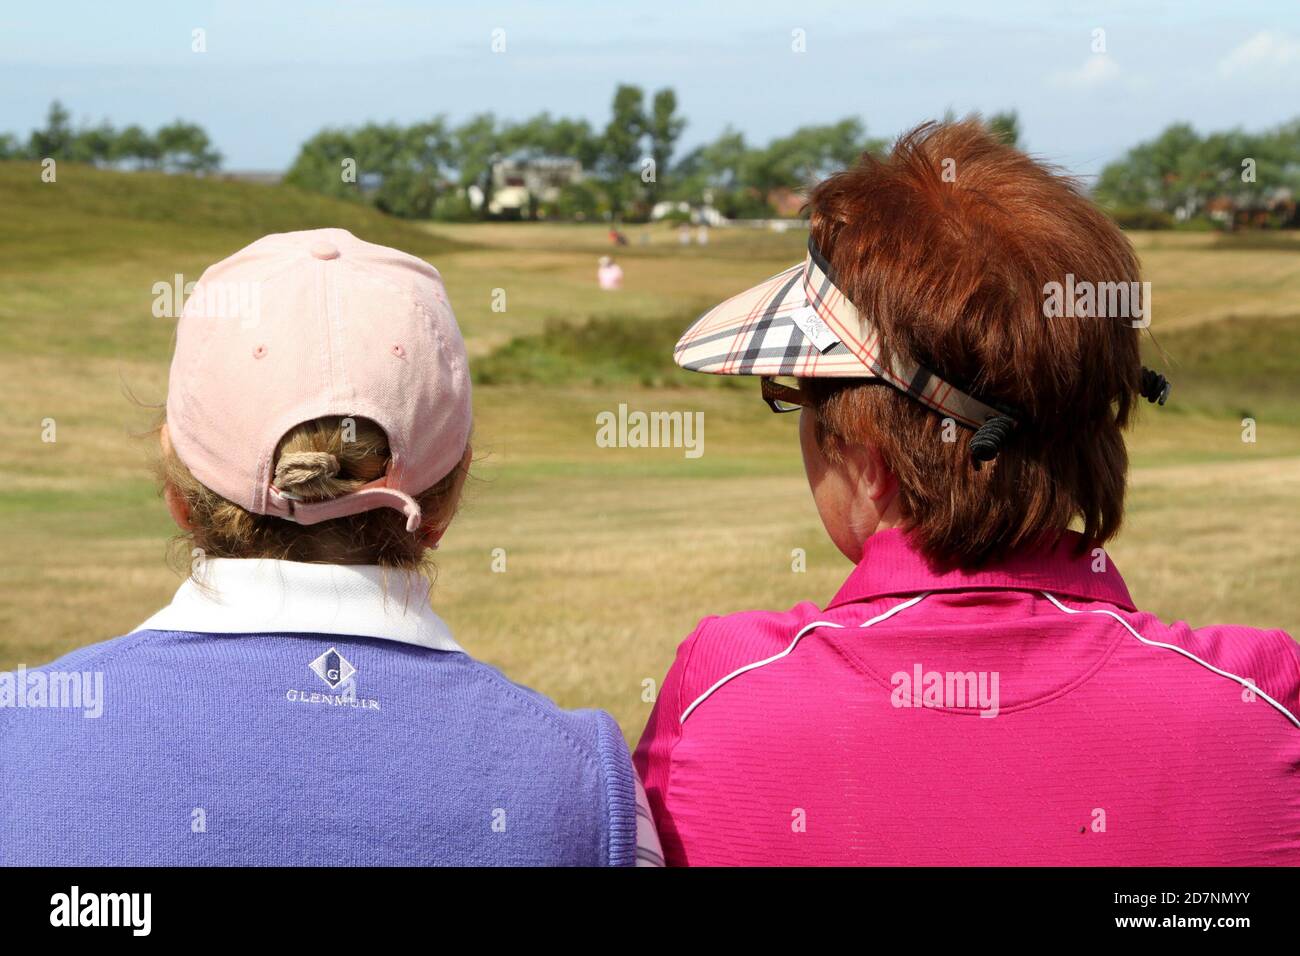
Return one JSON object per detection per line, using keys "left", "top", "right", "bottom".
{"left": 0, "top": 161, "right": 461, "bottom": 271}
{"left": 0, "top": 162, "right": 462, "bottom": 361}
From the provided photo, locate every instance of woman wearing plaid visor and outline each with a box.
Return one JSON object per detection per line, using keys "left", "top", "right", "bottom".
{"left": 634, "top": 121, "right": 1299, "bottom": 866}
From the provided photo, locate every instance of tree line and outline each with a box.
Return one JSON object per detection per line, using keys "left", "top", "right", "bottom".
{"left": 281, "top": 84, "right": 908, "bottom": 221}
{"left": 1094, "top": 119, "right": 1300, "bottom": 228}
{"left": 6, "top": 91, "right": 1297, "bottom": 229}
{"left": 0, "top": 101, "right": 221, "bottom": 172}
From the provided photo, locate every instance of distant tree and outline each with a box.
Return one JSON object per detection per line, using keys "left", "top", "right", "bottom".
{"left": 70, "top": 121, "right": 118, "bottom": 166}
{"left": 28, "top": 101, "right": 74, "bottom": 158}
{"left": 743, "top": 119, "right": 874, "bottom": 197}
{"left": 155, "top": 120, "right": 222, "bottom": 172}
{"left": 286, "top": 119, "right": 450, "bottom": 218}
{"left": 285, "top": 127, "right": 362, "bottom": 201}
{"left": 1094, "top": 118, "right": 1300, "bottom": 226}
{"left": 986, "top": 111, "right": 1021, "bottom": 148}
{"left": 9, "top": 103, "right": 220, "bottom": 171}
{"left": 503, "top": 113, "right": 599, "bottom": 168}
{"left": 1095, "top": 123, "right": 1209, "bottom": 216}
{"left": 670, "top": 126, "right": 749, "bottom": 211}
{"left": 600, "top": 84, "right": 648, "bottom": 217}
{"left": 451, "top": 113, "right": 505, "bottom": 219}
{"left": 548, "top": 179, "right": 604, "bottom": 220}
{"left": 381, "top": 119, "right": 453, "bottom": 218}
{"left": 0, "top": 132, "right": 19, "bottom": 160}
{"left": 645, "top": 88, "right": 686, "bottom": 209}
{"left": 112, "top": 124, "right": 161, "bottom": 169}
{"left": 544, "top": 116, "right": 602, "bottom": 168}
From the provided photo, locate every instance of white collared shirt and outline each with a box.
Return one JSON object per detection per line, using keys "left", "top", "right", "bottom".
{"left": 135, "top": 559, "right": 463, "bottom": 652}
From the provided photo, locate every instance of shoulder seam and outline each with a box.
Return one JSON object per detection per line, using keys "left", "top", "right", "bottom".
{"left": 679, "top": 595, "right": 931, "bottom": 724}
{"left": 1041, "top": 591, "right": 1300, "bottom": 730}
{"left": 26, "top": 629, "right": 163, "bottom": 674}
{"left": 461, "top": 663, "right": 604, "bottom": 772}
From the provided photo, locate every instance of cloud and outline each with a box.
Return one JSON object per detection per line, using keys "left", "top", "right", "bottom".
{"left": 1218, "top": 31, "right": 1300, "bottom": 77}
{"left": 1050, "top": 55, "right": 1121, "bottom": 89}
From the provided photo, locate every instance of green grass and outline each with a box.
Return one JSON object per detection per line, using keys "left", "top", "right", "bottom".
{"left": 0, "top": 161, "right": 464, "bottom": 362}
{"left": 472, "top": 312, "right": 752, "bottom": 390}
{"left": 0, "top": 161, "right": 461, "bottom": 267}
{"left": 0, "top": 167, "right": 1297, "bottom": 742}
{"left": 1145, "top": 313, "right": 1300, "bottom": 425}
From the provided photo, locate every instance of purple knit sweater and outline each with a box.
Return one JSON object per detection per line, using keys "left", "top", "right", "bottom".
{"left": 0, "top": 561, "right": 637, "bottom": 866}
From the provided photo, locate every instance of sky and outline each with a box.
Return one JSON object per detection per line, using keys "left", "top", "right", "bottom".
{"left": 2, "top": 0, "right": 1298, "bottom": 177}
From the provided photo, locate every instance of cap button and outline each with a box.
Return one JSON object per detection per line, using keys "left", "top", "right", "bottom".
{"left": 309, "top": 241, "right": 340, "bottom": 260}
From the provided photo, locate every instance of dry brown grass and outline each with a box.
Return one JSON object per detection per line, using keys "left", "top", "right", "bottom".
{"left": 2, "top": 216, "right": 1297, "bottom": 744}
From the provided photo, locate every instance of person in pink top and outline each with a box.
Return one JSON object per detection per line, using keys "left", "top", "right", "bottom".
{"left": 598, "top": 255, "right": 624, "bottom": 290}
{"left": 635, "top": 120, "right": 1300, "bottom": 866}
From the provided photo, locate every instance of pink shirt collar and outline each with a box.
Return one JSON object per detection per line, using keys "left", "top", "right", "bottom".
{"left": 827, "top": 528, "right": 1136, "bottom": 611}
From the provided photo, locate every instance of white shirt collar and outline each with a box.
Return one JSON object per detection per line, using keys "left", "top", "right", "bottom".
{"left": 132, "top": 558, "right": 464, "bottom": 653}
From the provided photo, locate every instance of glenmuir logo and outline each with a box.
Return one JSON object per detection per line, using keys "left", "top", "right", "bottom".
{"left": 309, "top": 647, "right": 355, "bottom": 689}
{"left": 287, "top": 647, "right": 379, "bottom": 711}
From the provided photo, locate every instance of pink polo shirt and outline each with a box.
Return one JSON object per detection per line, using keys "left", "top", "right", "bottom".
{"left": 635, "top": 529, "right": 1300, "bottom": 865}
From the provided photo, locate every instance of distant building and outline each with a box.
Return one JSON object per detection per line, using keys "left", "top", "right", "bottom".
{"left": 1205, "top": 188, "right": 1297, "bottom": 230}
{"left": 472, "top": 155, "right": 583, "bottom": 219}
{"left": 650, "top": 199, "right": 726, "bottom": 226}
{"left": 765, "top": 187, "right": 806, "bottom": 218}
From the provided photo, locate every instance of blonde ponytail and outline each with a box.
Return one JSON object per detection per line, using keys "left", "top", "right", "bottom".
{"left": 273, "top": 452, "right": 341, "bottom": 496}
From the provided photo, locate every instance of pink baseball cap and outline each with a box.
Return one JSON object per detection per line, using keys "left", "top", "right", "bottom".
{"left": 166, "top": 227, "right": 472, "bottom": 533}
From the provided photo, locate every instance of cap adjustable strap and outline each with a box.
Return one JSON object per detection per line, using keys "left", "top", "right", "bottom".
{"left": 266, "top": 480, "right": 424, "bottom": 533}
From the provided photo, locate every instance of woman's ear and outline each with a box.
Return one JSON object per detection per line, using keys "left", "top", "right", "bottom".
{"left": 159, "top": 423, "right": 192, "bottom": 531}
{"left": 859, "top": 442, "right": 899, "bottom": 507}
{"left": 163, "top": 481, "right": 193, "bottom": 531}
{"left": 418, "top": 443, "right": 474, "bottom": 551}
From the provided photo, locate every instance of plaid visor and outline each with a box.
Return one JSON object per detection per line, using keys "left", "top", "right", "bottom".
{"left": 673, "top": 236, "right": 1011, "bottom": 430}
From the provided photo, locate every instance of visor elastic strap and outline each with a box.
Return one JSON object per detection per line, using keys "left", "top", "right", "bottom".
{"left": 266, "top": 481, "right": 423, "bottom": 533}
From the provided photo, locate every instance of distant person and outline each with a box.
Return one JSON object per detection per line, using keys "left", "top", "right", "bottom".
{"left": 636, "top": 121, "right": 1300, "bottom": 865}
{"left": 597, "top": 255, "right": 624, "bottom": 290}
{"left": 677, "top": 223, "right": 691, "bottom": 245}
{"left": 1, "top": 228, "right": 661, "bottom": 867}
{"left": 695, "top": 224, "right": 709, "bottom": 245}
{"left": 608, "top": 226, "right": 628, "bottom": 246}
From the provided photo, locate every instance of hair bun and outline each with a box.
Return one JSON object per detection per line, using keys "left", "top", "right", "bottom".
{"left": 274, "top": 451, "right": 341, "bottom": 491}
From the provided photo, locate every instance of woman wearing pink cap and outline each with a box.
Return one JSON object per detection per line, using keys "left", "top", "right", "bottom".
{"left": 635, "top": 122, "right": 1300, "bottom": 866}
{"left": 1, "top": 228, "right": 661, "bottom": 867}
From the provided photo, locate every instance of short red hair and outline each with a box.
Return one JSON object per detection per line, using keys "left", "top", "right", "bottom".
{"left": 804, "top": 120, "right": 1143, "bottom": 566}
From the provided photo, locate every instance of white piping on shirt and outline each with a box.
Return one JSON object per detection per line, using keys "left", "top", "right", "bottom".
{"left": 1040, "top": 590, "right": 1300, "bottom": 729}
{"left": 679, "top": 593, "right": 931, "bottom": 723}
{"left": 677, "top": 589, "right": 1300, "bottom": 730}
